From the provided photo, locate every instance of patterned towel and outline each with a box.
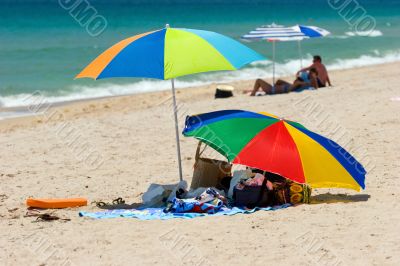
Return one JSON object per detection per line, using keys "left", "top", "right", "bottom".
{"left": 165, "top": 197, "right": 223, "bottom": 214}
{"left": 79, "top": 203, "right": 291, "bottom": 220}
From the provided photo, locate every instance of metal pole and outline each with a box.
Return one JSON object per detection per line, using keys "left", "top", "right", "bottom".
{"left": 171, "top": 78, "right": 183, "bottom": 182}
{"left": 165, "top": 23, "right": 183, "bottom": 182}
{"left": 272, "top": 41, "right": 276, "bottom": 85}
{"left": 298, "top": 40, "right": 303, "bottom": 68}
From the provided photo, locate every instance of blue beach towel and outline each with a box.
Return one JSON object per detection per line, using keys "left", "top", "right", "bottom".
{"left": 79, "top": 204, "right": 291, "bottom": 220}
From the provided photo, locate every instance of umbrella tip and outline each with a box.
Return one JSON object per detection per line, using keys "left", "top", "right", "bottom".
{"left": 165, "top": 24, "right": 170, "bottom": 28}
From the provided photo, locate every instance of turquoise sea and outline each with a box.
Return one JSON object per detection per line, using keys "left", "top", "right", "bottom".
{"left": 1, "top": 0, "right": 400, "bottom": 107}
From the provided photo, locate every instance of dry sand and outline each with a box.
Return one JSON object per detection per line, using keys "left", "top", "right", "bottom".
{"left": 1, "top": 62, "right": 399, "bottom": 265}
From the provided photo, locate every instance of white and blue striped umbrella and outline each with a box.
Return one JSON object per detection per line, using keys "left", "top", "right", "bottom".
{"left": 242, "top": 24, "right": 329, "bottom": 41}
{"left": 242, "top": 25, "right": 306, "bottom": 41}
{"left": 297, "top": 25, "right": 330, "bottom": 38}
{"left": 242, "top": 24, "right": 330, "bottom": 83}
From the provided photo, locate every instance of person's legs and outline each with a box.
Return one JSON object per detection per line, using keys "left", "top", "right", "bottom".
{"left": 291, "top": 80, "right": 308, "bottom": 91}
{"left": 273, "top": 84, "right": 292, "bottom": 94}
{"left": 261, "top": 79, "right": 292, "bottom": 94}
{"left": 250, "top": 79, "right": 273, "bottom": 96}
{"left": 275, "top": 79, "right": 291, "bottom": 86}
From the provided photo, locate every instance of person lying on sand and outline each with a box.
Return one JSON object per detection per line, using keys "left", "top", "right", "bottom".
{"left": 297, "top": 55, "right": 331, "bottom": 87}
{"left": 247, "top": 68, "right": 320, "bottom": 96}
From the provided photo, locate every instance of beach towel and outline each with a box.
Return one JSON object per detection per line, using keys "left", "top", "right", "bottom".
{"left": 79, "top": 204, "right": 291, "bottom": 220}
{"left": 294, "top": 84, "right": 315, "bottom": 92}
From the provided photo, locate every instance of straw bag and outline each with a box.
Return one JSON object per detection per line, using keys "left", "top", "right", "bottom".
{"left": 190, "top": 141, "right": 232, "bottom": 189}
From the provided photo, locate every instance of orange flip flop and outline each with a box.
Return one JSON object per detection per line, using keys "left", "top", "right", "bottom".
{"left": 26, "top": 198, "right": 87, "bottom": 209}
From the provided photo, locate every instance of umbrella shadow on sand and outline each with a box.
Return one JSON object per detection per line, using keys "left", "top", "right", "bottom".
{"left": 92, "top": 193, "right": 371, "bottom": 210}
{"left": 310, "top": 193, "right": 370, "bottom": 204}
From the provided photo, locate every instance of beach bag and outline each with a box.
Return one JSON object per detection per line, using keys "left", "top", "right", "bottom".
{"left": 214, "top": 85, "right": 234, "bottom": 99}
{"left": 251, "top": 170, "right": 312, "bottom": 205}
{"left": 288, "top": 182, "right": 312, "bottom": 204}
{"left": 215, "top": 89, "right": 233, "bottom": 98}
{"left": 190, "top": 142, "right": 232, "bottom": 189}
{"left": 273, "top": 180, "right": 312, "bottom": 205}
{"left": 233, "top": 176, "right": 274, "bottom": 208}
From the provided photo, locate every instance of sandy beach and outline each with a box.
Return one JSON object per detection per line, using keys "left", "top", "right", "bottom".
{"left": 1, "top": 62, "right": 399, "bottom": 265}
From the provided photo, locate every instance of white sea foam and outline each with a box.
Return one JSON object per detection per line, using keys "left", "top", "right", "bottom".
{"left": 328, "top": 51, "right": 400, "bottom": 70}
{"left": 1, "top": 50, "right": 400, "bottom": 109}
{"left": 328, "top": 35, "right": 350, "bottom": 39}
{"left": 329, "top": 30, "right": 383, "bottom": 39}
{"left": 0, "top": 111, "right": 41, "bottom": 121}
{"left": 345, "top": 30, "right": 383, "bottom": 37}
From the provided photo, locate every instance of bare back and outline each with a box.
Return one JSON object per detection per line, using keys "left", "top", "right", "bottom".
{"left": 312, "top": 62, "right": 328, "bottom": 85}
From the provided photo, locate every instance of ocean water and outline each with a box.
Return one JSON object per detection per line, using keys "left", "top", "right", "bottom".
{"left": 1, "top": 0, "right": 400, "bottom": 107}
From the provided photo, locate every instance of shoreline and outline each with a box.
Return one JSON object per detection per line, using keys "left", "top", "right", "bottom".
{"left": 2, "top": 49, "right": 400, "bottom": 112}
{"left": 1, "top": 60, "right": 399, "bottom": 129}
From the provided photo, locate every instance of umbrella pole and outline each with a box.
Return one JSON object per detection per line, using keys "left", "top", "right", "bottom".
{"left": 272, "top": 41, "right": 276, "bottom": 85}
{"left": 298, "top": 40, "right": 303, "bottom": 68}
{"left": 171, "top": 78, "right": 183, "bottom": 182}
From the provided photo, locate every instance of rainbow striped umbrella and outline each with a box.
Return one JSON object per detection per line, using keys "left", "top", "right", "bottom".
{"left": 183, "top": 110, "right": 366, "bottom": 191}
{"left": 76, "top": 26, "right": 265, "bottom": 181}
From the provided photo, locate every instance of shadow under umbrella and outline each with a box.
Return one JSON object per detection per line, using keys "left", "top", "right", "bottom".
{"left": 310, "top": 193, "right": 370, "bottom": 204}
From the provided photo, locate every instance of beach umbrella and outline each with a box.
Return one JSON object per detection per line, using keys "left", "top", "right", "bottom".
{"left": 295, "top": 25, "right": 330, "bottom": 67}
{"left": 242, "top": 24, "right": 329, "bottom": 83}
{"left": 76, "top": 26, "right": 265, "bottom": 181}
{"left": 183, "top": 110, "right": 366, "bottom": 191}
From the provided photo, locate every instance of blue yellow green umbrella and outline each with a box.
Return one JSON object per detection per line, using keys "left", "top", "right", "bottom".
{"left": 76, "top": 26, "right": 264, "bottom": 80}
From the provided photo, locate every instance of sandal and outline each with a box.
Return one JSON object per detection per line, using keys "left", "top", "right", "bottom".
{"left": 96, "top": 197, "right": 126, "bottom": 208}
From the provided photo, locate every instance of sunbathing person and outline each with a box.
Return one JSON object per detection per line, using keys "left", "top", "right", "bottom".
{"left": 248, "top": 68, "right": 320, "bottom": 96}
{"left": 297, "top": 55, "right": 331, "bottom": 87}
{"left": 276, "top": 68, "right": 320, "bottom": 92}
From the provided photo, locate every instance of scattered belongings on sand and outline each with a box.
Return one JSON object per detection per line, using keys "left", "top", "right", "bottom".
{"left": 25, "top": 109, "right": 367, "bottom": 221}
